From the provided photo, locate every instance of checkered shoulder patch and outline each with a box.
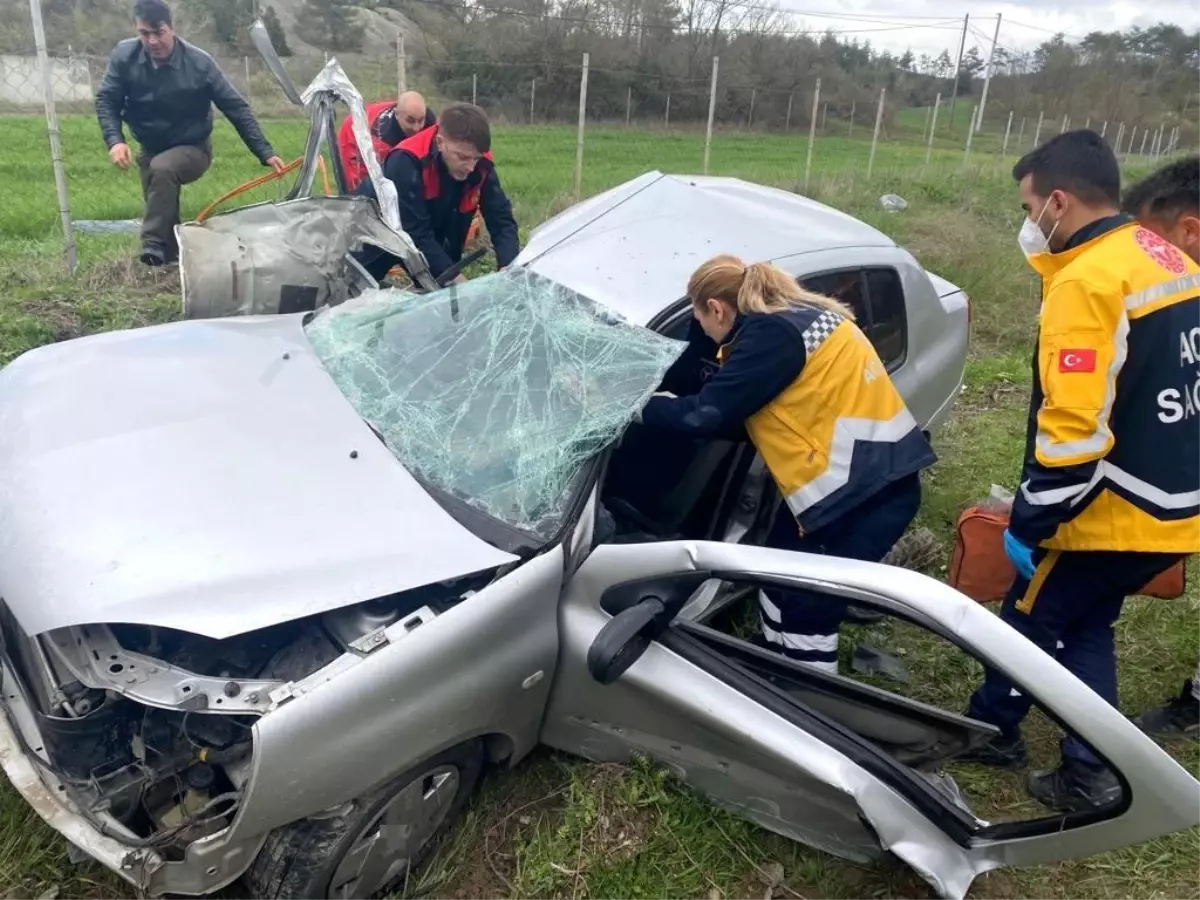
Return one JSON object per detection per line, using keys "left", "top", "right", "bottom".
{"left": 801, "top": 309, "right": 843, "bottom": 354}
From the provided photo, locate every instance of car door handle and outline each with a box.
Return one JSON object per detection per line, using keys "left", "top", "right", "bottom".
{"left": 587, "top": 596, "right": 667, "bottom": 685}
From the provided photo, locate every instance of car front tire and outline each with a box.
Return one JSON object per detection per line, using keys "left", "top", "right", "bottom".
{"left": 243, "top": 739, "right": 484, "bottom": 899}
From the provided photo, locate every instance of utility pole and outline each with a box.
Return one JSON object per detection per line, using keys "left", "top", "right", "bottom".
{"left": 947, "top": 13, "right": 969, "bottom": 132}
{"left": 975, "top": 13, "right": 1002, "bottom": 133}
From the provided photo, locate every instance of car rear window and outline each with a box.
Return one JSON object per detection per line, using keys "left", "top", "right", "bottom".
{"left": 799, "top": 268, "right": 907, "bottom": 368}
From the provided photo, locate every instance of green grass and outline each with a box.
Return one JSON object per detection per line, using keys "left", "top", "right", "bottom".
{"left": 0, "top": 115, "right": 1196, "bottom": 899}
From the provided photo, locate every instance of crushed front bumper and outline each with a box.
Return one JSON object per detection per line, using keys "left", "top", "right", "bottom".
{"left": 0, "top": 661, "right": 264, "bottom": 896}
{"left": 0, "top": 678, "right": 159, "bottom": 889}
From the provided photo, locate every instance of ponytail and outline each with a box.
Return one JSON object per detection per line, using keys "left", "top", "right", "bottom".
{"left": 687, "top": 255, "right": 855, "bottom": 321}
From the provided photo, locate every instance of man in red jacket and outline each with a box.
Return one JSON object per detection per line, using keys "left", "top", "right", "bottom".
{"left": 353, "top": 103, "right": 518, "bottom": 284}
{"left": 337, "top": 91, "right": 436, "bottom": 191}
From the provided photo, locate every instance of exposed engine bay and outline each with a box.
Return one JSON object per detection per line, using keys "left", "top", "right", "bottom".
{"left": 0, "top": 570, "right": 494, "bottom": 858}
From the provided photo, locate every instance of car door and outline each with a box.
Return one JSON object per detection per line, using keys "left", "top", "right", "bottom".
{"left": 542, "top": 539, "right": 1200, "bottom": 900}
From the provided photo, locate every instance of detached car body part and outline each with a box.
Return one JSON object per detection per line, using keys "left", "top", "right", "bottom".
{"left": 177, "top": 47, "right": 437, "bottom": 320}
{"left": 3, "top": 165, "right": 1196, "bottom": 897}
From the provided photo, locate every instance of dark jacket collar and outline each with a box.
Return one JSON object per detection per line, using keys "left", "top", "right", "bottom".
{"left": 1061, "top": 212, "right": 1133, "bottom": 252}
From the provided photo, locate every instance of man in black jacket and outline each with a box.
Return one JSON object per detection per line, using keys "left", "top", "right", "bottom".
{"left": 353, "top": 103, "right": 519, "bottom": 284}
{"left": 95, "top": 0, "right": 284, "bottom": 266}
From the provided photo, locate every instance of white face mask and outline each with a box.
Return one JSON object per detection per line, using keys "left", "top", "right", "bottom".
{"left": 1018, "top": 199, "right": 1060, "bottom": 259}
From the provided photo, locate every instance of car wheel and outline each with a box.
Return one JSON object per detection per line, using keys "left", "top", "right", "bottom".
{"left": 243, "top": 740, "right": 483, "bottom": 899}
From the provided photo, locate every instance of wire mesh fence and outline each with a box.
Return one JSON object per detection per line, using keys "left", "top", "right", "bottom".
{"left": 3, "top": 3, "right": 1193, "bottom": 274}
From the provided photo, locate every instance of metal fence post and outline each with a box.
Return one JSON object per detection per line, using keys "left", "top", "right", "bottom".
{"left": 1126, "top": 126, "right": 1137, "bottom": 160}
{"left": 244, "top": 56, "right": 251, "bottom": 100}
{"left": 626, "top": 85, "right": 632, "bottom": 125}
{"left": 399, "top": 38, "right": 410, "bottom": 95}
{"left": 574, "top": 53, "right": 588, "bottom": 199}
{"left": 1032, "top": 110, "right": 1044, "bottom": 148}
{"left": 1139, "top": 129, "right": 1149, "bottom": 155}
{"left": 703, "top": 55, "right": 718, "bottom": 175}
{"left": 1060, "top": 114, "right": 1069, "bottom": 134}
{"left": 29, "top": 0, "right": 76, "bottom": 273}
{"left": 962, "top": 104, "right": 977, "bottom": 169}
{"left": 472, "top": 73, "right": 477, "bottom": 106}
{"left": 665, "top": 92, "right": 670, "bottom": 128}
{"left": 803, "top": 78, "right": 820, "bottom": 193}
{"left": 1100, "top": 120, "right": 1107, "bottom": 139}
{"left": 530, "top": 78, "right": 535, "bottom": 123}
{"left": 1115, "top": 122, "right": 1125, "bottom": 153}
{"left": 1084, "top": 117, "right": 1090, "bottom": 131}
{"left": 867, "top": 87, "right": 885, "bottom": 179}
{"left": 1001, "top": 109, "right": 1013, "bottom": 155}
{"left": 748, "top": 88, "right": 756, "bottom": 127}
{"left": 848, "top": 99, "right": 855, "bottom": 138}
{"left": 924, "top": 93, "right": 940, "bottom": 166}
{"left": 785, "top": 93, "right": 792, "bottom": 131}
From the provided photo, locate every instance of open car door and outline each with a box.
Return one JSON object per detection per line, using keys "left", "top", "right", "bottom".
{"left": 542, "top": 540, "right": 1200, "bottom": 899}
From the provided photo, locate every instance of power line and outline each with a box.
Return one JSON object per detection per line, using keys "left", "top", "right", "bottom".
{"left": 401, "top": 0, "right": 965, "bottom": 36}
{"left": 1004, "top": 17, "right": 1088, "bottom": 42}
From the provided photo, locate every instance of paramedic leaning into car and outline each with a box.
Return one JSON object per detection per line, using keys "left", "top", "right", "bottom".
{"left": 963, "top": 131, "right": 1199, "bottom": 813}
{"left": 1122, "top": 155, "right": 1200, "bottom": 740}
{"left": 639, "top": 255, "right": 936, "bottom": 673}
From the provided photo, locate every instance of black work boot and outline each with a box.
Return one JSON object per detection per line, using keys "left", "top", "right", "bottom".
{"left": 140, "top": 244, "right": 167, "bottom": 267}
{"left": 957, "top": 729, "right": 1028, "bottom": 770}
{"left": 1027, "top": 757, "right": 1121, "bottom": 813}
{"left": 1131, "top": 681, "right": 1200, "bottom": 739}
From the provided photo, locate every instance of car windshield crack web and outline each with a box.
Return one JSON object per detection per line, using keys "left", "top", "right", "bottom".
{"left": 306, "top": 268, "right": 685, "bottom": 539}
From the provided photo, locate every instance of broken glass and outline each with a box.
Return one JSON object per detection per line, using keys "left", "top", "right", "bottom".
{"left": 306, "top": 268, "right": 685, "bottom": 540}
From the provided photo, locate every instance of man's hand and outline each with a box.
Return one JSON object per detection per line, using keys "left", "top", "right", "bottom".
{"left": 1003, "top": 529, "right": 1036, "bottom": 581}
{"left": 266, "top": 156, "right": 286, "bottom": 174}
{"left": 109, "top": 142, "right": 132, "bottom": 170}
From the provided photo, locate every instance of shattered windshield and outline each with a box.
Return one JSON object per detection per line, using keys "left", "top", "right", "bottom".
{"left": 306, "top": 268, "right": 685, "bottom": 540}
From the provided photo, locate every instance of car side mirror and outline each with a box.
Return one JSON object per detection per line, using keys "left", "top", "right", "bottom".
{"left": 587, "top": 596, "right": 666, "bottom": 685}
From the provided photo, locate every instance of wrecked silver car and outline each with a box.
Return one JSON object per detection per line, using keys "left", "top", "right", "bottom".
{"left": 2, "top": 264, "right": 1198, "bottom": 899}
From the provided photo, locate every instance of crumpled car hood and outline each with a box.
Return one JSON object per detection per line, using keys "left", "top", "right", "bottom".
{"left": 0, "top": 315, "right": 517, "bottom": 639}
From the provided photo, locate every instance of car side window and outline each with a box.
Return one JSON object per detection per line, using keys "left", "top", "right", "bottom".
{"left": 799, "top": 271, "right": 869, "bottom": 324}
{"left": 799, "top": 268, "right": 907, "bottom": 368}
{"left": 864, "top": 268, "right": 907, "bottom": 367}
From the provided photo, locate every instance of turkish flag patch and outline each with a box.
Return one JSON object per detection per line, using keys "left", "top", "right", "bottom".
{"left": 1058, "top": 349, "right": 1097, "bottom": 373}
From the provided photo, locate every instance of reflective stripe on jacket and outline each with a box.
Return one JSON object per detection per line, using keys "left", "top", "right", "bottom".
{"left": 733, "top": 306, "right": 936, "bottom": 534}
{"left": 1011, "top": 218, "right": 1200, "bottom": 553}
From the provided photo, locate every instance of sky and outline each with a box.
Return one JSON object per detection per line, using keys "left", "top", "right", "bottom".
{"left": 773, "top": 0, "right": 1200, "bottom": 59}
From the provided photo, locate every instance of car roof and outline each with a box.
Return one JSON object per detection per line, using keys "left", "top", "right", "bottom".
{"left": 516, "top": 171, "right": 896, "bottom": 325}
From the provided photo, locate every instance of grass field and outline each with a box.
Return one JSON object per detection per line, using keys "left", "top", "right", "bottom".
{"left": 0, "top": 115, "right": 1196, "bottom": 900}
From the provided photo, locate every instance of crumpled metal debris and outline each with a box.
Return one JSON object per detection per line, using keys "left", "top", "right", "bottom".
{"left": 177, "top": 59, "right": 432, "bottom": 319}
{"left": 879, "top": 193, "right": 909, "bottom": 212}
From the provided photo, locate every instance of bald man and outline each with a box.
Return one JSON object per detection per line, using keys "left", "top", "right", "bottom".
{"left": 337, "top": 90, "right": 436, "bottom": 192}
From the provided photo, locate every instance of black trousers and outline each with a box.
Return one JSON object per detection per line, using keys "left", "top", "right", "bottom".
{"left": 759, "top": 473, "right": 922, "bottom": 671}
{"left": 967, "top": 549, "right": 1182, "bottom": 765}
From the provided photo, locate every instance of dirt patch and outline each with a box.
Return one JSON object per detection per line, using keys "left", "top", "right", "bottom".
{"left": 18, "top": 298, "right": 86, "bottom": 343}
{"left": 432, "top": 752, "right": 570, "bottom": 899}
{"left": 80, "top": 256, "right": 181, "bottom": 297}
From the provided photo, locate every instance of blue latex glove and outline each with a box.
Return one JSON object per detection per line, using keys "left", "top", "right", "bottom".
{"left": 1003, "top": 529, "right": 1036, "bottom": 580}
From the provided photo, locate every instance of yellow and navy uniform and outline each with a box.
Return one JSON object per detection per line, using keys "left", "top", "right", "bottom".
{"left": 1011, "top": 214, "right": 1200, "bottom": 553}
{"left": 642, "top": 304, "right": 935, "bottom": 534}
